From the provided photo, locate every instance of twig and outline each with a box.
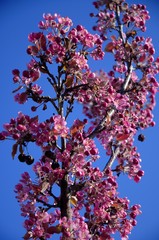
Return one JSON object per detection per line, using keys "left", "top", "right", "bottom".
{"left": 121, "top": 63, "right": 133, "bottom": 93}
{"left": 63, "top": 83, "right": 89, "bottom": 96}
{"left": 103, "top": 146, "right": 120, "bottom": 172}
{"left": 115, "top": 5, "right": 126, "bottom": 44}
{"left": 36, "top": 198, "right": 55, "bottom": 210}
{"left": 88, "top": 108, "right": 115, "bottom": 139}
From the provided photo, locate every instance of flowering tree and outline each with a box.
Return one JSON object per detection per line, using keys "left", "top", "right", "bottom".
{"left": 0, "top": 0, "right": 158, "bottom": 239}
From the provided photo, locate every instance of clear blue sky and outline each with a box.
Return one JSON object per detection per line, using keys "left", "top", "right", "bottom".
{"left": 0, "top": 0, "right": 159, "bottom": 239}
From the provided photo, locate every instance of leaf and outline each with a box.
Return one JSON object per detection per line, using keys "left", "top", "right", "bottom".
{"left": 23, "top": 231, "right": 32, "bottom": 239}
{"left": 70, "top": 126, "right": 77, "bottom": 136}
{"left": 70, "top": 196, "right": 78, "bottom": 206}
{"left": 126, "top": 30, "right": 137, "bottom": 38}
{"left": 39, "top": 34, "right": 46, "bottom": 50}
{"left": 111, "top": 202, "right": 121, "bottom": 209}
{"left": 111, "top": 35, "right": 116, "bottom": 41}
{"left": 70, "top": 120, "right": 85, "bottom": 136}
{"left": 76, "top": 72, "right": 82, "bottom": 80}
{"left": 116, "top": 133, "right": 130, "bottom": 141}
{"left": 105, "top": 42, "right": 114, "bottom": 52}
{"left": 63, "top": 65, "right": 67, "bottom": 71}
{"left": 39, "top": 66, "right": 48, "bottom": 74}
{"left": 65, "top": 75, "right": 74, "bottom": 88}
{"left": 12, "top": 143, "right": 18, "bottom": 159}
{"left": 47, "top": 225, "right": 62, "bottom": 234}
{"left": 124, "top": 42, "right": 132, "bottom": 52}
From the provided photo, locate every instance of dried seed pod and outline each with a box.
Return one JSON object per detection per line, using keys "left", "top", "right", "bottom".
{"left": 138, "top": 134, "right": 145, "bottom": 142}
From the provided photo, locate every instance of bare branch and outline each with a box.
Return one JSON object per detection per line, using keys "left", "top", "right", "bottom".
{"left": 121, "top": 63, "right": 133, "bottom": 93}
{"left": 103, "top": 145, "right": 120, "bottom": 172}
{"left": 115, "top": 5, "right": 126, "bottom": 44}
{"left": 36, "top": 198, "right": 55, "bottom": 210}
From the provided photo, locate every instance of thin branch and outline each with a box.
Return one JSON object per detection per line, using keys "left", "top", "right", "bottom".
{"left": 69, "top": 182, "right": 86, "bottom": 195}
{"left": 121, "top": 63, "right": 133, "bottom": 93}
{"left": 88, "top": 108, "right": 115, "bottom": 139}
{"left": 115, "top": 4, "right": 134, "bottom": 94}
{"left": 63, "top": 83, "right": 89, "bottom": 96}
{"left": 65, "top": 94, "right": 74, "bottom": 119}
{"left": 39, "top": 57, "right": 57, "bottom": 86}
{"left": 47, "top": 77, "right": 56, "bottom": 88}
{"left": 49, "top": 189, "right": 60, "bottom": 204}
{"left": 115, "top": 5, "right": 126, "bottom": 44}
{"left": 28, "top": 93, "right": 59, "bottom": 112}
{"left": 103, "top": 146, "right": 120, "bottom": 172}
{"left": 36, "top": 198, "right": 55, "bottom": 210}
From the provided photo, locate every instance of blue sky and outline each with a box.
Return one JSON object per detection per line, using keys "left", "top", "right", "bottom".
{"left": 0, "top": 0, "right": 159, "bottom": 239}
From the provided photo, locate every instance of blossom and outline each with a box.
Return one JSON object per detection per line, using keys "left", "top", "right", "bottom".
{"left": 14, "top": 92, "right": 28, "bottom": 104}
{"left": 52, "top": 115, "right": 68, "bottom": 138}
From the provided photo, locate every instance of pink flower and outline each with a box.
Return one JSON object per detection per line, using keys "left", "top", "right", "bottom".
{"left": 14, "top": 92, "right": 28, "bottom": 104}
{"left": 53, "top": 115, "right": 68, "bottom": 137}
{"left": 31, "top": 84, "right": 43, "bottom": 95}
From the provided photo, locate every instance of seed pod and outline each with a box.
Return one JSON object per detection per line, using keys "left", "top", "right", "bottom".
{"left": 51, "top": 161, "right": 60, "bottom": 170}
{"left": 138, "top": 134, "right": 145, "bottom": 142}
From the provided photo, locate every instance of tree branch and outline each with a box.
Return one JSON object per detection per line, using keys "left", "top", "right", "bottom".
{"left": 121, "top": 63, "right": 133, "bottom": 93}
{"left": 36, "top": 198, "right": 55, "bottom": 210}
{"left": 115, "top": 4, "right": 126, "bottom": 44}
{"left": 103, "top": 145, "right": 120, "bottom": 172}
{"left": 88, "top": 108, "right": 115, "bottom": 139}
{"left": 39, "top": 57, "right": 57, "bottom": 87}
{"left": 63, "top": 83, "right": 89, "bottom": 96}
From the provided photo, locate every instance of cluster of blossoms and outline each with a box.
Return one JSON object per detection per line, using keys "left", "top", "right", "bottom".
{"left": 92, "top": 0, "right": 150, "bottom": 35}
{"left": 75, "top": 66, "right": 157, "bottom": 181}
{"left": 12, "top": 13, "right": 104, "bottom": 106}
{"left": 77, "top": 0, "right": 159, "bottom": 183}
{"left": 28, "top": 13, "right": 104, "bottom": 66}
{"left": 80, "top": 168, "right": 141, "bottom": 239}
{"left": 14, "top": 152, "right": 141, "bottom": 239}
{"left": 0, "top": 112, "right": 68, "bottom": 159}
{"left": 0, "top": 0, "right": 158, "bottom": 239}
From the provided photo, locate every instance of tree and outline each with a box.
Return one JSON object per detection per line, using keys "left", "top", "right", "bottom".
{"left": 0, "top": 0, "right": 158, "bottom": 239}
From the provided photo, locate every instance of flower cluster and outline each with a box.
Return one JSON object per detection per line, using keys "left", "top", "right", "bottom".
{"left": 11, "top": 13, "right": 104, "bottom": 111}
{"left": 0, "top": 112, "right": 68, "bottom": 158}
{"left": 12, "top": 59, "right": 42, "bottom": 105}
{"left": 122, "top": 4, "right": 150, "bottom": 32}
{"left": 15, "top": 172, "right": 57, "bottom": 239}
{"left": 73, "top": 0, "right": 159, "bottom": 183}
{"left": 92, "top": 1, "right": 149, "bottom": 36}
{"left": 27, "top": 13, "right": 104, "bottom": 65}
{"left": 74, "top": 67, "right": 157, "bottom": 181}
{"left": 14, "top": 147, "right": 141, "bottom": 239}
{"left": 79, "top": 169, "right": 141, "bottom": 239}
